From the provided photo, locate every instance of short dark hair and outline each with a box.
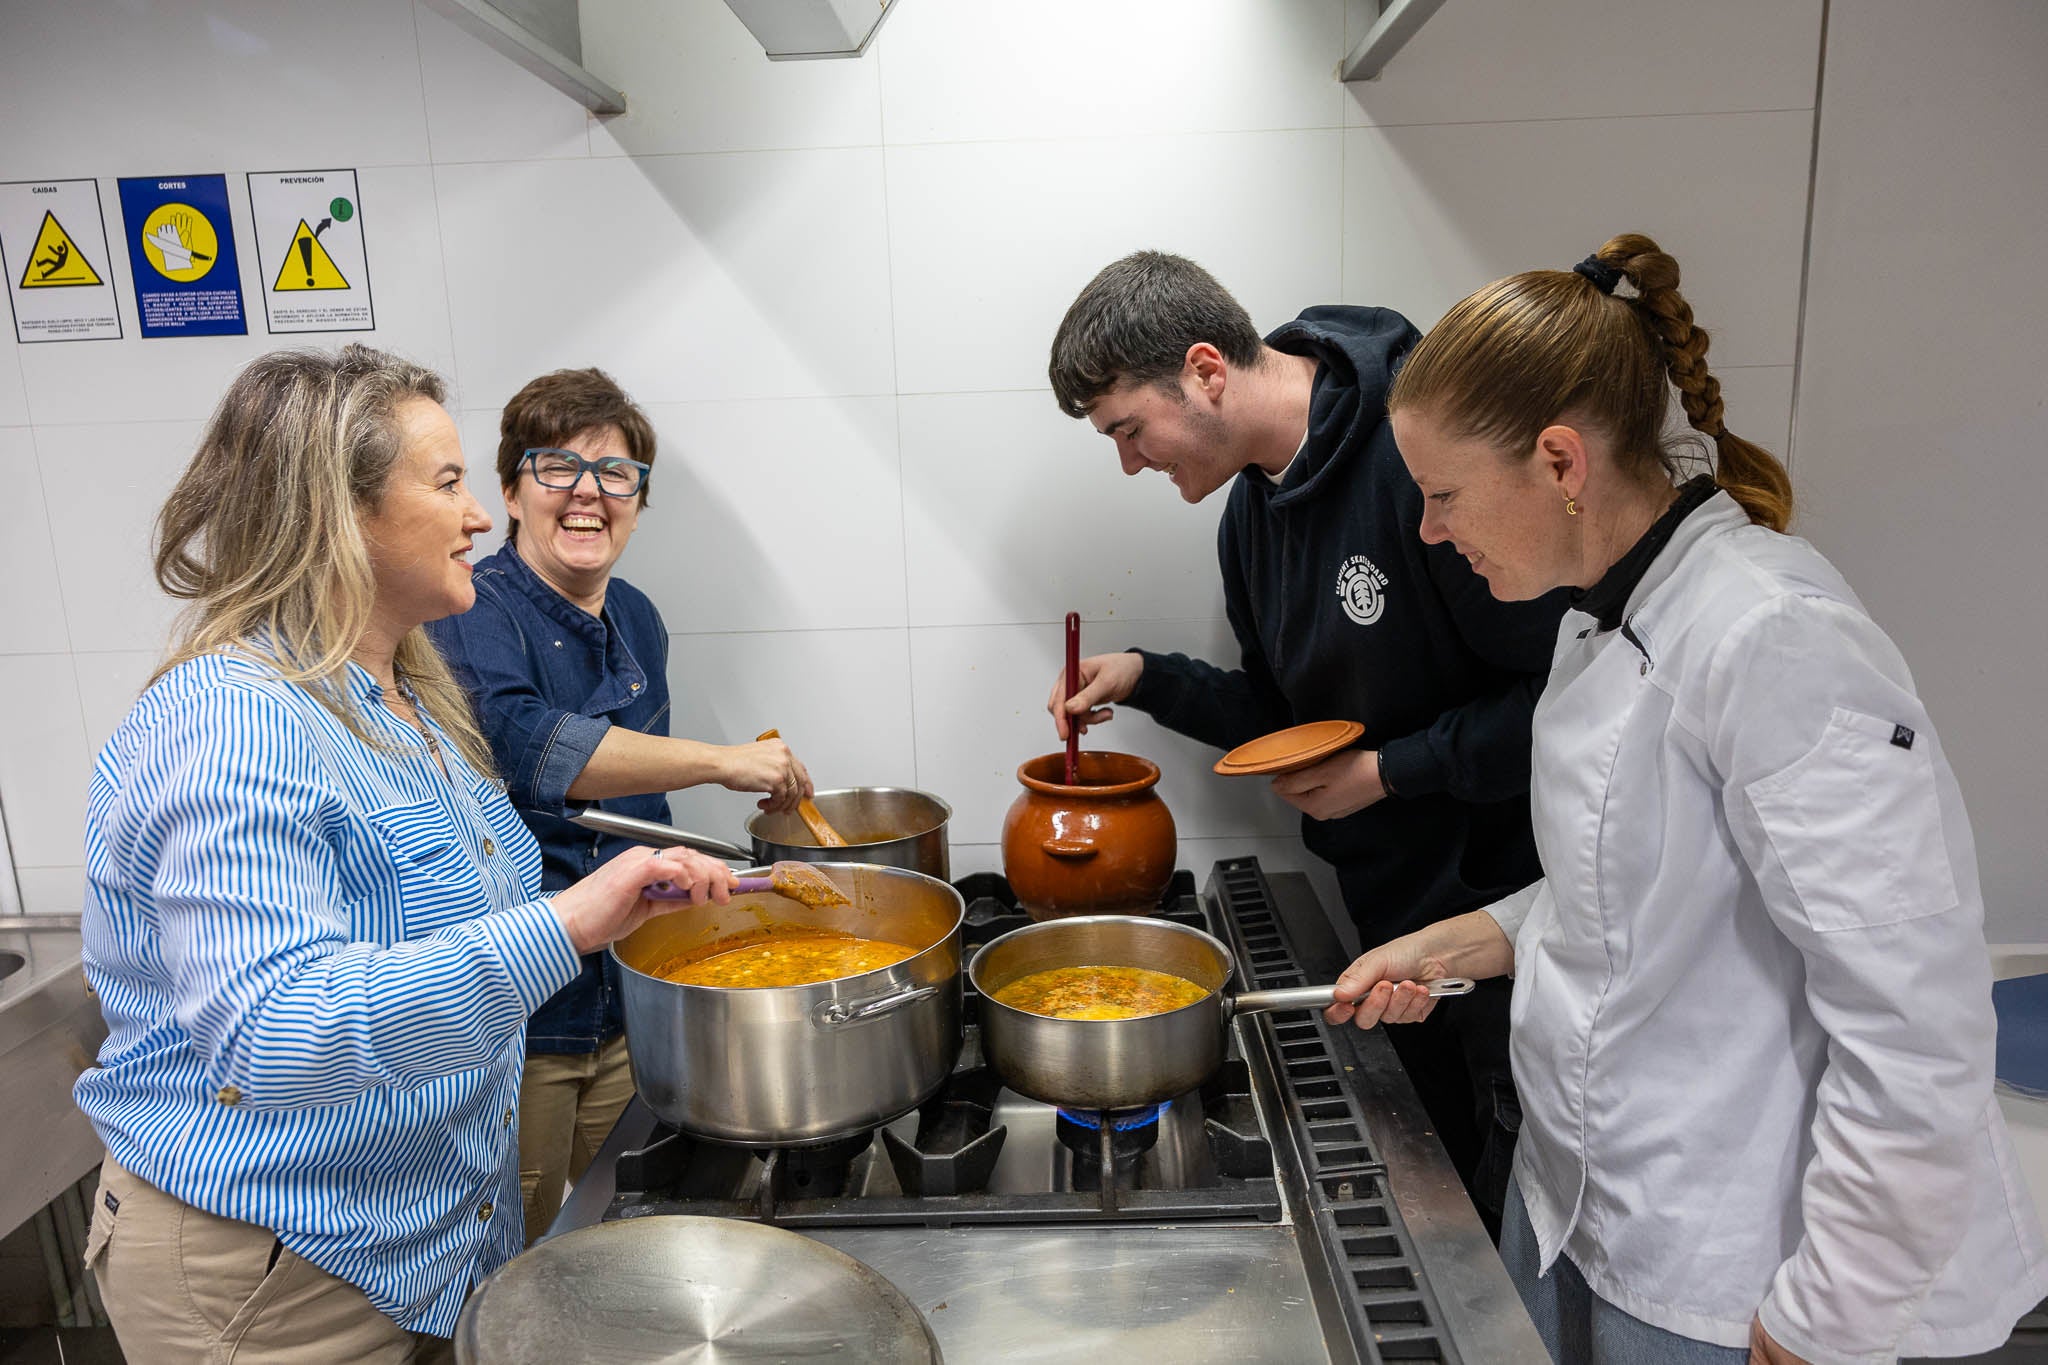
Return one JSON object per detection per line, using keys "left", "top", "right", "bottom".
{"left": 496, "top": 368, "right": 657, "bottom": 541}
{"left": 1048, "top": 251, "right": 1266, "bottom": 418}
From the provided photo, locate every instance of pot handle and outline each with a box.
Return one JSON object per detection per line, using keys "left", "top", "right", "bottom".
{"left": 566, "top": 805, "right": 753, "bottom": 862}
{"left": 1040, "top": 839, "right": 1097, "bottom": 860}
{"left": 1231, "top": 977, "right": 1476, "bottom": 1016}
{"left": 812, "top": 984, "right": 940, "bottom": 1029}
{"left": 1229, "top": 985, "right": 1339, "bottom": 1016}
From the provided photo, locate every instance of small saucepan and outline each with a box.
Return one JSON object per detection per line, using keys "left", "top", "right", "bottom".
{"left": 967, "top": 915, "right": 1471, "bottom": 1112}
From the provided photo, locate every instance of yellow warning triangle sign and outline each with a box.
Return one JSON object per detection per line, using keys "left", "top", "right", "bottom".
{"left": 273, "top": 219, "right": 349, "bottom": 292}
{"left": 19, "top": 210, "right": 103, "bottom": 288}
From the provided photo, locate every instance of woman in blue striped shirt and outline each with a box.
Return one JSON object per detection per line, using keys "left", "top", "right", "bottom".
{"left": 74, "top": 345, "right": 733, "bottom": 1362}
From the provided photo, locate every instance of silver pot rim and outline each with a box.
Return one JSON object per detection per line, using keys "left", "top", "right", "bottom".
{"left": 745, "top": 786, "right": 953, "bottom": 845}
{"left": 965, "top": 913, "right": 1241, "bottom": 1021}
{"left": 611, "top": 861, "right": 965, "bottom": 996}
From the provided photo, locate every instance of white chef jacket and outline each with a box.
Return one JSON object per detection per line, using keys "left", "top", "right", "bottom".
{"left": 1489, "top": 493, "right": 2047, "bottom": 1363}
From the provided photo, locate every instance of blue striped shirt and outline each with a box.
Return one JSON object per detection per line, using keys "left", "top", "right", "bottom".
{"left": 75, "top": 653, "right": 581, "bottom": 1335}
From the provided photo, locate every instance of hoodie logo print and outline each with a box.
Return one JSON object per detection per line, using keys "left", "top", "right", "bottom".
{"left": 1336, "top": 555, "right": 1388, "bottom": 626}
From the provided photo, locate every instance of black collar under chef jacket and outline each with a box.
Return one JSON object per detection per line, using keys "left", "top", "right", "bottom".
{"left": 1571, "top": 475, "right": 1721, "bottom": 633}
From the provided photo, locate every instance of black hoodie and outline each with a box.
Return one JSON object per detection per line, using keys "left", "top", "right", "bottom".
{"left": 1123, "top": 305, "right": 1570, "bottom": 943}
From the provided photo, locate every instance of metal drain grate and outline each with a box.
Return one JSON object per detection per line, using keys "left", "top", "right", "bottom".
{"left": 1208, "top": 858, "right": 1460, "bottom": 1365}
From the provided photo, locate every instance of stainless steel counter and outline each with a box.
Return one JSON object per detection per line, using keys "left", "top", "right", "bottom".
{"left": 0, "top": 916, "right": 110, "bottom": 1236}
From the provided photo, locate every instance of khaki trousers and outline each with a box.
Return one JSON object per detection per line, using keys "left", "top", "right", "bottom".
{"left": 517, "top": 1034, "right": 636, "bottom": 1245}
{"left": 85, "top": 1157, "right": 452, "bottom": 1364}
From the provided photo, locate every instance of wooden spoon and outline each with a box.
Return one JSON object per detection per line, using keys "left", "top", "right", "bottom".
{"left": 647, "top": 860, "right": 850, "bottom": 909}
{"left": 754, "top": 728, "right": 848, "bottom": 847}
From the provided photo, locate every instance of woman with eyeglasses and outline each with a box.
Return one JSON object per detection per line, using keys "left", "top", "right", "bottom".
{"left": 425, "top": 367, "right": 814, "bottom": 1246}
{"left": 77, "top": 346, "right": 734, "bottom": 1361}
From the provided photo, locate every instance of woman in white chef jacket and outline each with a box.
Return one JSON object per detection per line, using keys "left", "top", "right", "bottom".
{"left": 1324, "top": 232, "right": 2048, "bottom": 1365}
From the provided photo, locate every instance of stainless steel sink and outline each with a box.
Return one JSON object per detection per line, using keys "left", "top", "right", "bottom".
{"left": 0, "top": 916, "right": 109, "bottom": 1237}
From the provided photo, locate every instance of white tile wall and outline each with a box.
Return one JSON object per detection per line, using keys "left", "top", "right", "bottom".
{"left": 887, "top": 131, "right": 1344, "bottom": 396}
{"left": 1341, "top": 111, "right": 1814, "bottom": 366}
{"left": 1789, "top": 0, "right": 2048, "bottom": 943}
{"left": 15, "top": 866, "right": 84, "bottom": 916}
{"left": 33, "top": 420, "right": 196, "bottom": 655}
{"left": 899, "top": 390, "right": 1226, "bottom": 628}
{"left": 0, "top": 336, "right": 27, "bottom": 427}
{"left": 585, "top": 0, "right": 881, "bottom": 158}
{"left": 661, "top": 625, "right": 917, "bottom": 844}
{"left": 415, "top": 2, "right": 592, "bottom": 166}
{"left": 0, "top": 653, "right": 92, "bottom": 893}
{"left": 0, "top": 0, "right": 1834, "bottom": 915}
{"left": 0, "top": 0, "right": 431, "bottom": 180}
{"left": 1340, "top": 0, "right": 1822, "bottom": 127}
{"left": 879, "top": 0, "right": 1346, "bottom": 146}
{"left": 435, "top": 150, "right": 895, "bottom": 407}
{"left": 623, "top": 396, "right": 907, "bottom": 635}
{"left": 0, "top": 427, "right": 69, "bottom": 654}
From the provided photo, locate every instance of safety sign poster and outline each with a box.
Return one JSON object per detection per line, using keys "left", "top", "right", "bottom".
{"left": 116, "top": 173, "right": 247, "bottom": 338}
{"left": 247, "top": 169, "right": 375, "bottom": 334}
{"left": 0, "top": 179, "right": 123, "bottom": 343}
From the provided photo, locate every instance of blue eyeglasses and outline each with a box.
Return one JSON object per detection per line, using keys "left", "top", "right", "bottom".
{"left": 521, "top": 447, "right": 650, "bottom": 498}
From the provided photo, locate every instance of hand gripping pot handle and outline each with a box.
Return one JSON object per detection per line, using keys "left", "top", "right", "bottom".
{"left": 1229, "top": 978, "right": 1475, "bottom": 1016}
{"left": 811, "top": 983, "right": 941, "bottom": 1030}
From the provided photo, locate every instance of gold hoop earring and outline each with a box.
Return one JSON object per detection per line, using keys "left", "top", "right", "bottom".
{"left": 1564, "top": 495, "right": 1579, "bottom": 517}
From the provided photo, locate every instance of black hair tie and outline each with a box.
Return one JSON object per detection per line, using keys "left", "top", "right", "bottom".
{"left": 1573, "top": 255, "right": 1623, "bottom": 295}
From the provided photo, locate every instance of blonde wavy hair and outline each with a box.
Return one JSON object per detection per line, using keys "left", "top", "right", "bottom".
{"left": 1388, "top": 232, "right": 1793, "bottom": 531}
{"left": 152, "top": 344, "right": 496, "bottom": 775}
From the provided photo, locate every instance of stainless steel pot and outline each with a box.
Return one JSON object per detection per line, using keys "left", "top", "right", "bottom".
{"left": 749, "top": 787, "right": 952, "bottom": 880}
{"left": 968, "top": 915, "right": 1470, "bottom": 1111}
{"left": 569, "top": 785, "right": 952, "bottom": 879}
{"left": 612, "top": 862, "right": 964, "bottom": 1146}
{"left": 455, "top": 1216, "right": 943, "bottom": 1363}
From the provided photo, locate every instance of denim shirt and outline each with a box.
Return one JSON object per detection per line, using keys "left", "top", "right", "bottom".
{"left": 427, "top": 543, "right": 673, "bottom": 1054}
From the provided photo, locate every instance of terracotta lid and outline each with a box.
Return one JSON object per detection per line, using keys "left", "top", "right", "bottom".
{"left": 1212, "top": 720, "right": 1366, "bottom": 776}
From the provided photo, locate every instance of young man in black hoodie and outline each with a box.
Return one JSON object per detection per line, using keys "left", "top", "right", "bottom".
{"left": 1044, "top": 251, "right": 1568, "bottom": 1239}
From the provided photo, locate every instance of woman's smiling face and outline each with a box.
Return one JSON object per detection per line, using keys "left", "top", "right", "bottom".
{"left": 1391, "top": 408, "right": 1575, "bottom": 601}
{"left": 504, "top": 423, "right": 642, "bottom": 594}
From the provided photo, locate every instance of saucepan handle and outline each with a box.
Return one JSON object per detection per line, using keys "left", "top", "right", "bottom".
{"left": 566, "top": 805, "right": 752, "bottom": 862}
{"left": 812, "top": 984, "right": 940, "bottom": 1030}
{"left": 1229, "top": 985, "right": 1339, "bottom": 1016}
{"left": 1230, "top": 977, "right": 1475, "bottom": 1017}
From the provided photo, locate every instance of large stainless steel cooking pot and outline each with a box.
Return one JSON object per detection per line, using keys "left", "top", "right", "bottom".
{"left": 569, "top": 785, "right": 952, "bottom": 879}
{"left": 612, "top": 862, "right": 964, "bottom": 1146}
{"left": 455, "top": 1216, "right": 942, "bottom": 1363}
{"left": 969, "top": 915, "right": 1470, "bottom": 1111}
{"left": 750, "top": 787, "right": 951, "bottom": 880}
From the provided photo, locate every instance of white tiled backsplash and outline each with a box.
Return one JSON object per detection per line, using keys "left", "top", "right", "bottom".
{"left": 0, "top": 0, "right": 1832, "bottom": 917}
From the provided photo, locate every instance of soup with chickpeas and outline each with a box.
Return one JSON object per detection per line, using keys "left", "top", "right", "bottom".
{"left": 991, "top": 965, "right": 1210, "bottom": 1020}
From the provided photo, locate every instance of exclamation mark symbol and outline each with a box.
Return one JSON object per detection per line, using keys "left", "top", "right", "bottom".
{"left": 299, "top": 232, "right": 315, "bottom": 287}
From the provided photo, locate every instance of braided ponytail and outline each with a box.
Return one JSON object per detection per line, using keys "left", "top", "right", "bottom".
{"left": 1389, "top": 232, "right": 1794, "bottom": 532}
{"left": 1588, "top": 234, "right": 1793, "bottom": 531}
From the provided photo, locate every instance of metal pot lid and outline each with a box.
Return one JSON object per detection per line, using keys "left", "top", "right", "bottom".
{"left": 454, "top": 1216, "right": 942, "bottom": 1364}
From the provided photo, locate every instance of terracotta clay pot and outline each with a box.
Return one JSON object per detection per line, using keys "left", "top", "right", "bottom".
{"left": 1001, "top": 751, "right": 1177, "bottom": 920}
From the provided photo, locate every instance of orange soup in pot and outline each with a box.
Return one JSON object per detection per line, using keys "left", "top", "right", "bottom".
{"left": 652, "top": 926, "right": 918, "bottom": 989}
{"left": 991, "top": 965, "right": 1209, "bottom": 1020}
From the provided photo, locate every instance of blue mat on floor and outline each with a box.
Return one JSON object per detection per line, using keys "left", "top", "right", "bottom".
{"left": 1995, "top": 973, "right": 2048, "bottom": 1100}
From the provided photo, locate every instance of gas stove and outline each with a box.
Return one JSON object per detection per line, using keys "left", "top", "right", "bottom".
{"left": 601, "top": 871, "right": 1283, "bottom": 1228}
{"left": 558, "top": 859, "right": 1542, "bottom": 1363}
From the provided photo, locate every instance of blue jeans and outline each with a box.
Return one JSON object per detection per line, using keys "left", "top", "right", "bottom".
{"left": 1500, "top": 1175, "right": 1749, "bottom": 1365}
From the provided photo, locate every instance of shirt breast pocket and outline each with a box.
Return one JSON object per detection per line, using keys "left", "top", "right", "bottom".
{"left": 1746, "top": 706, "right": 1961, "bottom": 932}
{"left": 366, "top": 799, "right": 490, "bottom": 937}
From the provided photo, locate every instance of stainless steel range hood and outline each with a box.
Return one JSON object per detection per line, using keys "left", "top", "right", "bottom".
{"left": 721, "top": 0, "right": 900, "bottom": 61}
